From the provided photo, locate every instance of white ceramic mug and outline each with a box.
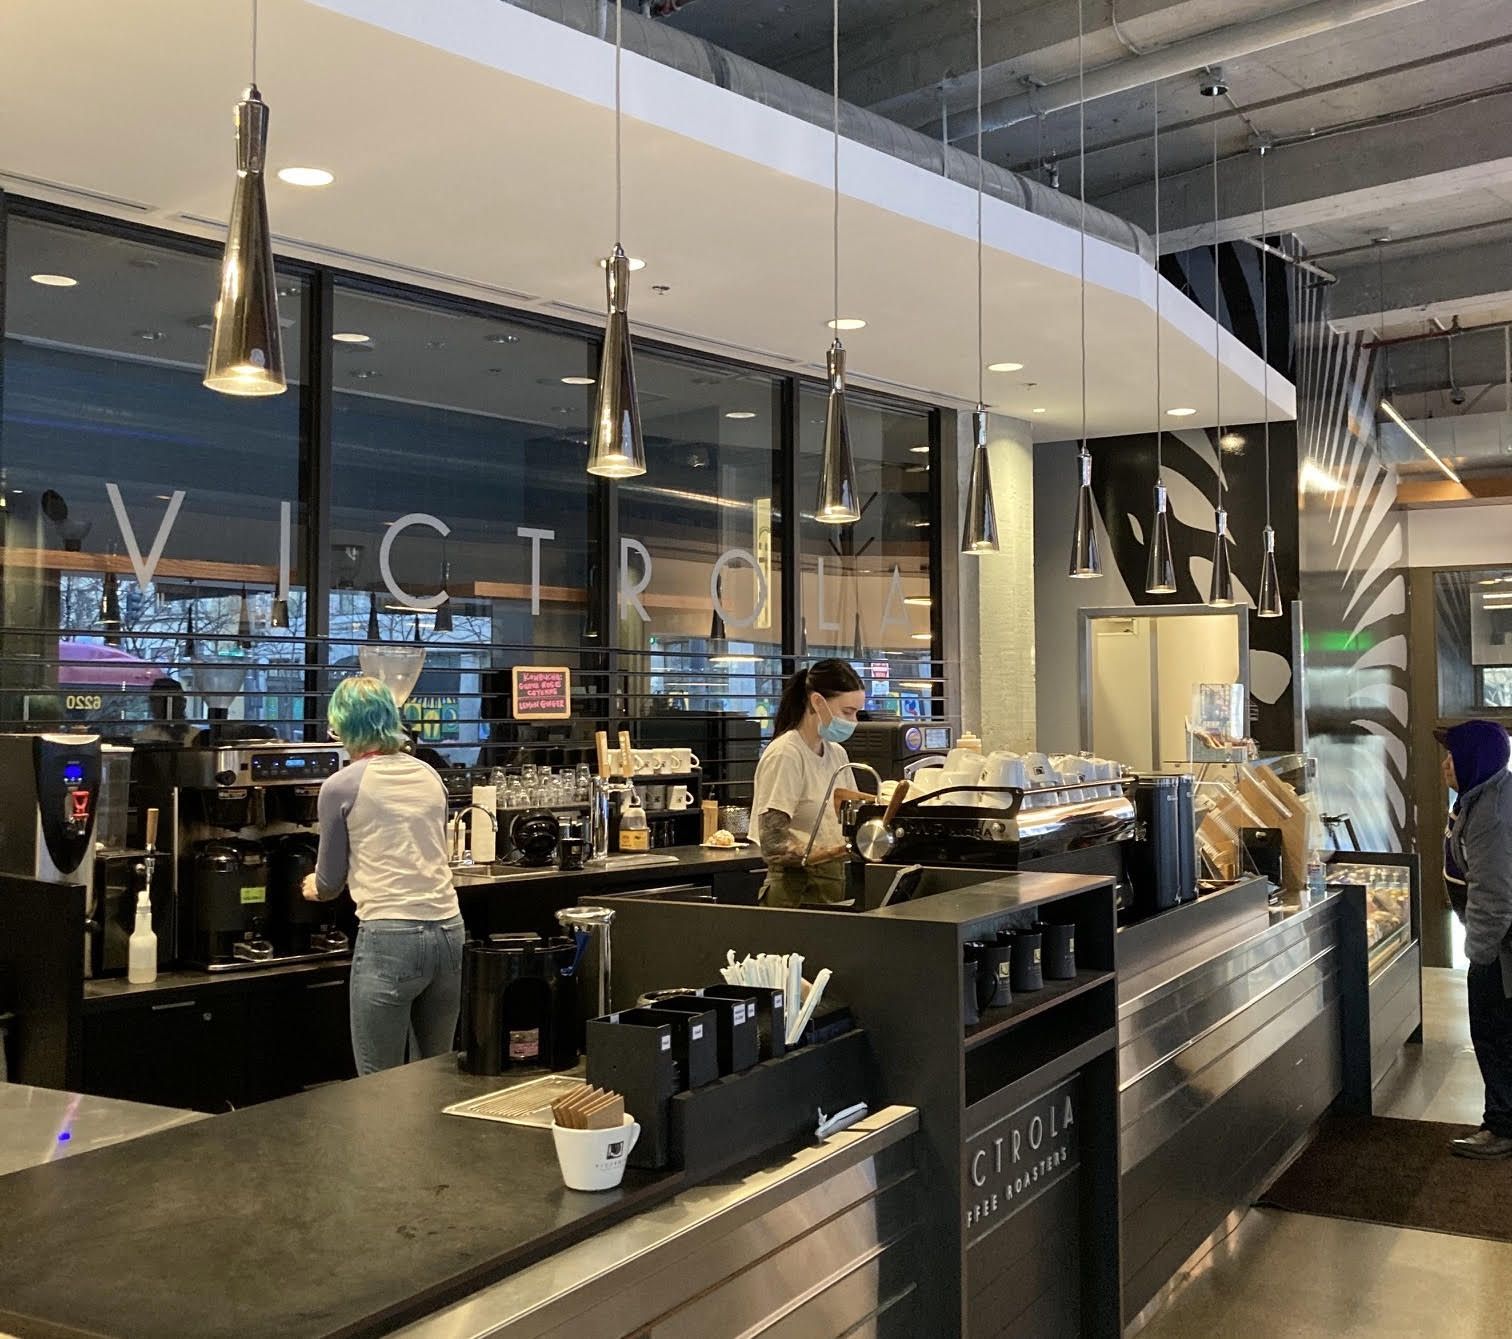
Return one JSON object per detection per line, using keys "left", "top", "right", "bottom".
{"left": 670, "top": 748, "right": 701, "bottom": 773}
{"left": 642, "top": 784, "right": 668, "bottom": 812}
{"left": 666, "top": 785, "right": 694, "bottom": 810}
{"left": 552, "top": 1115, "right": 641, "bottom": 1192}
{"left": 632, "top": 749, "right": 659, "bottom": 775}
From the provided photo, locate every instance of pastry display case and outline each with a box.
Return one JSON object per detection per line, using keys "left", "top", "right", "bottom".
{"left": 1328, "top": 852, "right": 1419, "bottom": 979}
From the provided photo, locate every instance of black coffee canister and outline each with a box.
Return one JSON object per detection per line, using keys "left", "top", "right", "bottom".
{"left": 963, "top": 941, "right": 997, "bottom": 1014}
{"left": 981, "top": 938, "right": 1014, "bottom": 1008}
{"left": 1010, "top": 927, "right": 1044, "bottom": 992}
{"left": 1040, "top": 921, "right": 1077, "bottom": 980}
{"left": 961, "top": 958, "right": 981, "bottom": 1027}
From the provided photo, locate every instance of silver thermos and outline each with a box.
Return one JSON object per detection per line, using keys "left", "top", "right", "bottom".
{"left": 556, "top": 904, "right": 617, "bottom": 1037}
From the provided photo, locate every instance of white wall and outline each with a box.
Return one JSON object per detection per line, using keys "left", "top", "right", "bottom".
{"left": 958, "top": 413, "right": 1037, "bottom": 752}
{"left": 1404, "top": 501, "right": 1512, "bottom": 568}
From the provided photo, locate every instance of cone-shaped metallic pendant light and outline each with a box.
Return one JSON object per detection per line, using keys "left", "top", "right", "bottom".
{"left": 269, "top": 594, "right": 290, "bottom": 630}
{"left": 236, "top": 585, "right": 254, "bottom": 650}
{"left": 1209, "top": 507, "right": 1236, "bottom": 606}
{"left": 1065, "top": 0, "right": 1101, "bottom": 577}
{"left": 1255, "top": 140, "right": 1284, "bottom": 619}
{"left": 433, "top": 557, "right": 453, "bottom": 634}
{"left": 1069, "top": 448, "right": 1100, "bottom": 577}
{"left": 962, "top": 409, "right": 999, "bottom": 553}
{"left": 100, "top": 569, "right": 122, "bottom": 636}
{"left": 205, "top": 3, "right": 285, "bottom": 398}
{"left": 413, "top": 614, "right": 423, "bottom": 644}
{"left": 366, "top": 591, "right": 381, "bottom": 642}
{"left": 1146, "top": 481, "right": 1177, "bottom": 594}
{"left": 817, "top": 340, "right": 861, "bottom": 523}
{"left": 816, "top": 0, "right": 860, "bottom": 525}
{"left": 184, "top": 601, "right": 197, "bottom": 661}
{"left": 851, "top": 610, "right": 865, "bottom": 663}
{"left": 961, "top": 2, "right": 999, "bottom": 555}
{"left": 1144, "top": 83, "right": 1176, "bottom": 596}
{"left": 586, "top": 2, "right": 645, "bottom": 479}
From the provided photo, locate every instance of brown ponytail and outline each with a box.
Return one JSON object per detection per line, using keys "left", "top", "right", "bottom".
{"left": 773, "top": 659, "right": 864, "bottom": 736}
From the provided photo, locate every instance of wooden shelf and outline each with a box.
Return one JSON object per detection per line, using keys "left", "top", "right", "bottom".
{"left": 963, "top": 969, "right": 1116, "bottom": 1050}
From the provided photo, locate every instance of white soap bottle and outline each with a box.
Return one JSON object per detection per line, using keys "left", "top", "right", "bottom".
{"left": 127, "top": 887, "right": 158, "bottom": 984}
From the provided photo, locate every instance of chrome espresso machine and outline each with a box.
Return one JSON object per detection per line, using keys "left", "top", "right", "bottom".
{"left": 134, "top": 741, "right": 354, "bottom": 970}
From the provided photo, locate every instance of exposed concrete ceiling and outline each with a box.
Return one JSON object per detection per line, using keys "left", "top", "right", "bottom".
{"left": 660, "top": 0, "right": 1512, "bottom": 426}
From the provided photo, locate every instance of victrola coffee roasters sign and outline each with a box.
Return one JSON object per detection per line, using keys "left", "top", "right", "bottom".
{"left": 964, "top": 1076, "right": 1078, "bottom": 1239}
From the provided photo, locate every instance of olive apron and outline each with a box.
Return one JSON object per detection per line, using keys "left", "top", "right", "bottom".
{"left": 760, "top": 859, "right": 848, "bottom": 908}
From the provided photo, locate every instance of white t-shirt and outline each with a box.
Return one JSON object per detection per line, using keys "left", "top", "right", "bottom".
{"left": 751, "top": 730, "right": 851, "bottom": 856}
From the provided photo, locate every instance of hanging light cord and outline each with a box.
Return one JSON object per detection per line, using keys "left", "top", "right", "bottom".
{"left": 1212, "top": 118, "right": 1223, "bottom": 510}
{"left": 1078, "top": 0, "right": 1088, "bottom": 451}
{"left": 1153, "top": 83, "right": 1163, "bottom": 482}
{"left": 976, "top": 0, "right": 984, "bottom": 408}
{"left": 615, "top": 0, "right": 623, "bottom": 245}
{"left": 251, "top": 0, "right": 258, "bottom": 86}
{"left": 832, "top": 0, "right": 840, "bottom": 334}
{"left": 1260, "top": 141, "right": 1271, "bottom": 531}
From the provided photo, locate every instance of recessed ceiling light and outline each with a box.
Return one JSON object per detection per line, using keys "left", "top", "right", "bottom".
{"left": 725, "top": 411, "right": 757, "bottom": 420}
{"left": 1167, "top": 407, "right": 1197, "bottom": 417}
{"left": 277, "top": 166, "right": 334, "bottom": 187}
{"left": 30, "top": 273, "right": 77, "bottom": 288}
{"left": 911, "top": 632, "right": 933, "bottom": 641}
{"left": 905, "top": 463, "right": 929, "bottom": 474}
{"left": 1219, "top": 431, "right": 1246, "bottom": 451}
{"left": 987, "top": 361, "right": 1024, "bottom": 373}
{"left": 135, "top": 330, "right": 167, "bottom": 342}
{"left": 904, "top": 595, "right": 932, "bottom": 607}
{"left": 486, "top": 333, "right": 520, "bottom": 345}
{"left": 599, "top": 255, "right": 647, "bottom": 272}
{"left": 827, "top": 318, "right": 866, "bottom": 331}
{"left": 332, "top": 332, "right": 371, "bottom": 344}
{"left": 560, "top": 375, "right": 596, "bottom": 386}
{"left": 349, "top": 369, "right": 380, "bottom": 380}
{"left": 909, "top": 445, "right": 930, "bottom": 454}
{"left": 912, "top": 520, "right": 931, "bottom": 529}
{"left": 1032, "top": 407, "right": 1047, "bottom": 414}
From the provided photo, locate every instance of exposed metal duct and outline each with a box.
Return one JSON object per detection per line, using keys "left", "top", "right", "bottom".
{"left": 503, "top": 0, "right": 1152, "bottom": 260}
{"left": 942, "top": 0, "right": 1429, "bottom": 143}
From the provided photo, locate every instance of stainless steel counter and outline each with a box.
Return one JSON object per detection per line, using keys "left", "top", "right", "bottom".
{"left": 0, "top": 1082, "right": 205, "bottom": 1177}
{"left": 393, "top": 1104, "right": 921, "bottom": 1339}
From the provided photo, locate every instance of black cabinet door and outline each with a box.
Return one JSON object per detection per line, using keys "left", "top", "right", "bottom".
{"left": 82, "top": 996, "right": 245, "bottom": 1113}
{"left": 289, "top": 974, "right": 357, "bottom": 1088}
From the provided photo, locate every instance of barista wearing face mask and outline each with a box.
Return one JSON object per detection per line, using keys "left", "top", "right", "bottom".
{"left": 751, "top": 660, "right": 866, "bottom": 908}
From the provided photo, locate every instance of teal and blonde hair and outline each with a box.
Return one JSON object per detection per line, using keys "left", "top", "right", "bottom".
{"left": 328, "top": 676, "right": 406, "bottom": 756}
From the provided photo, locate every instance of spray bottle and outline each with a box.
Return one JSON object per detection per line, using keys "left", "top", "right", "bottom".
{"left": 128, "top": 807, "right": 159, "bottom": 985}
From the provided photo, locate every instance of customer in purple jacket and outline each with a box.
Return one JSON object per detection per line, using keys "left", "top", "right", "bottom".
{"left": 1438, "top": 720, "right": 1512, "bottom": 1158}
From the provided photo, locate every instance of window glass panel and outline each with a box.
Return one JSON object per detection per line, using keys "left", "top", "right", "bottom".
{"left": 615, "top": 353, "right": 783, "bottom": 804}
{"left": 798, "top": 386, "right": 935, "bottom": 717}
{"left": 1436, "top": 568, "right": 1512, "bottom": 715}
{"left": 327, "top": 286, "right": 595, "bottom": 761}
{"left": 1, "top": 216, "right": 308, "bottom": 739}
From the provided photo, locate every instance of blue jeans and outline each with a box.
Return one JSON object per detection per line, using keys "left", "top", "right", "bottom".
{"left": 349, "top": 916, "right": 466, "bottom": 1076}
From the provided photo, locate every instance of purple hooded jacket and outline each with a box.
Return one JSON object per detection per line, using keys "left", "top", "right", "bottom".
{"left": 1444, "top": 721, "right": 1512, "bottom": 986}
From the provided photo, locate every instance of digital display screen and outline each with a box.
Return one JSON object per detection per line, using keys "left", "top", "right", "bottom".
{"left": 922, "top": 726, "right": 951, "bottom": 750}
{"left": 285, "top": 758, "right": 306, "bottom": 769}
{"left": 63, "top": 763, "right": 84, "bottom": 784}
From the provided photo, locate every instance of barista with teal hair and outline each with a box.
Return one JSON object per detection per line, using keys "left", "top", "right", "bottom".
{"left": 751, "top": 659, "right": 866, "bottom": 908}
{"left": 304, "top": 675, "right": 464, "bottom": 1074}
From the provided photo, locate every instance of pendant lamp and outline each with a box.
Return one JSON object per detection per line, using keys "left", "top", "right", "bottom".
{"left": 236, "top": 585, "right": 254, "bottom": 649}
{"left": 204, "top": 0, "right": 285, "bottom": 397}
{"left": 184, "top": 601, "right": 197, "bottom": 661}
{"left": 816, "top": 0, "right": 860, "bottom": 525}
{"left": 850, "top": 609, "right": 865, "bottom": 663}
{"left": 961, "top": 0, "right": 999, "bottom": 555}
{"left": 1254, "top": 141, "right": 1283, "bottom": 618}
{"left": 100, "top": 568, "right": 122, "bottom": 641}
{"left": 1066, "top": 0, "right": 1101, "bottom": 577}
{"left": 366, "top": 591, "right": 381, "bottom": 642}
{"left": 1206, "top": 118, "right": 1236, "bottom": 607}
{"left": 586, "top": 1, "right": 646, "bottom": 479}
{"left": 433, "top": 542, "right": 453, "bottom": 634}
{"left": 269, "top": 594, "right": 290, "bottom": 630}
{"left": 1145, "top": 83, "right": 1176, "bottom": 595}
{"left": 413, "top": 614, "right": 423, "bottom": 644}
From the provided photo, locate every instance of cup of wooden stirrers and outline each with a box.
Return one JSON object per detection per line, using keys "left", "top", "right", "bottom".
{"left": 550, "top": 1087, "right": 640, "bottom": 1192}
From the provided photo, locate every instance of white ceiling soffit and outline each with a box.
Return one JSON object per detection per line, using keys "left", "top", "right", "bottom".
{"left": 0, "top": 0, "right": 1294, "bottom": 439}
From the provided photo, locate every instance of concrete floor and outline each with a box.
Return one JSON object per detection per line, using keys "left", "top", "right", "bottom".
{"left": 1136, "top": 968, "right": 1512, "bottom": 1338}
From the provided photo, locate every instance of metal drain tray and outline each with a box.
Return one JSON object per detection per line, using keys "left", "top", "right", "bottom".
{"left": 442, "top": 1075, "right": 587, "bottom": 1128}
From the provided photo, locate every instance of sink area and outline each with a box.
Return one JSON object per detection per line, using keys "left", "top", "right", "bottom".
{"left": 602, "top": 854, "right": 681, "bottom": 870}
{"left": 449, "top": 853, "right": 683, "bottom": 885}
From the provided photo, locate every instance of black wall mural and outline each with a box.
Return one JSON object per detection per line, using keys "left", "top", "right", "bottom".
{"left": 1084, "top": 423, "right": 1301, "bottom": 752}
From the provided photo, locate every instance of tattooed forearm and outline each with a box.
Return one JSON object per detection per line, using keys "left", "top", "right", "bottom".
{"left": 759, "top": 809, "right": 804, "bottom": 865}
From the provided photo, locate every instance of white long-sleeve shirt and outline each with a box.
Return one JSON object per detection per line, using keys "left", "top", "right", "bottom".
{"left": 314, "top": 754, "right": 459, "bottom": 922}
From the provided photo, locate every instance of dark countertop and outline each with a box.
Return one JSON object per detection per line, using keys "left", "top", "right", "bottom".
{"left": 82, "top": 845, "right": 765, "bottom": 1007}
{"left": 868, "top": 871, "right": 1113, "bottom": 928}
{"left": 0, "top": 1058, "right": 685, "bottom": 1339}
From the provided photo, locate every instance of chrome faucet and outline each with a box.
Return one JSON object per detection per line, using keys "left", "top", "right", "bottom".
{"left": 450, "top": 803, "right": 499, "bottom": 866}
{"left": 802, "top": 761, "right": 884, "bottom": 866}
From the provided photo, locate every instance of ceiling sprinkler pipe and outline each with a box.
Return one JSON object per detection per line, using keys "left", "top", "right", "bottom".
{"left": 946, "top": 0, "right": 1429, "bottom": 141}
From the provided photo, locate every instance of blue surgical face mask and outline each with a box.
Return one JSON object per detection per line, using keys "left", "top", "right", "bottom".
{"left": 817, "top": 697, "right": 856, "bottom": 745}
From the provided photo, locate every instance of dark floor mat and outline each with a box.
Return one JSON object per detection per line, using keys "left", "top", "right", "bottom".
{"left": 1258, "top": 1116, "right": 1512, "bottom": 1243}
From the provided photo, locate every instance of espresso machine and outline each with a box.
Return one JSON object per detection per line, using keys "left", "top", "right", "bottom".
{"left": 135, "top": 741, "right": 353, "bottom": 970}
